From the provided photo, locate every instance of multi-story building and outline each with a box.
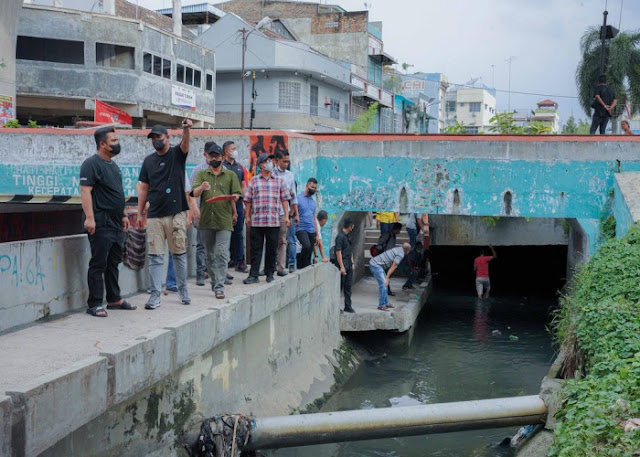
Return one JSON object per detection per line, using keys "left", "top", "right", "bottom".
{"left": 393, "top": 72, "right": 448, "bottom": 133}
{"left": 445, "top": 86, "right": 497, "bottom": 134}
{"left": 194, "top": 12, "right": 357, "bottom": 130}
{"left": 531, "top": 99, "right": 560, "bottom": 133}
{"left": 12, "top": 0, "right": 216, "bottom": 127}
{"left": 214, "top": 0, "right": 396, "bottom": 132}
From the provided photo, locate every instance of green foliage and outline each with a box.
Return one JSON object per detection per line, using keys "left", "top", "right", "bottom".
{"left": 27, "top": 119, "right": 40, "bottom": 129}
{"left": 528, "top": 121, "right": 553, "bottom": 135}
{"left": 442, "top": 118, "right": 468, "bottom": 134}
{"left": 600, "top": 214, "right": 616, "bottom": 241}
{"left": 480, "top": 216, "right": 500, "bottom": 226}
{"left": 2, "top": 119, "right": 20, "bottom": 128}
{"left": 488, "top": 112, "right": 526, "bottom": 134}
{"left": 348, "top": 102, "right": 378, "bottom": 133}
{"left": 551, "top": 224, "right": 640, "bottom": 456}
{"left": 562, "top": 115, "right": 579, "bottom": 134}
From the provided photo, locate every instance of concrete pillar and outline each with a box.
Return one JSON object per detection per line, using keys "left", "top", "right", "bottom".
{"left": 0, "top": 0, "right": 23, "bottom": 126}
{"left": 172, "top": 0, "right": 182, "bottom": 37}
{"left": 103, "top": 0, "right": 116, "bottom": 15}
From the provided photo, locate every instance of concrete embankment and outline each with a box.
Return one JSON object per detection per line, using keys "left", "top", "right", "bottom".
{"left": 0, "top": 262, "right": 355, "bottom": 457}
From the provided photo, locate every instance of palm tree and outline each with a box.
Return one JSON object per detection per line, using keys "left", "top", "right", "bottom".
{"left": 576, "top": 27, "right": 640, "bottom": 129}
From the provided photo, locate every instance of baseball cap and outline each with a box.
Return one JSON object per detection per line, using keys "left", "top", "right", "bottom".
{"left": 204, "top": 141, "right": 223, "bottom": 155}
{"left": 147, "top": 125, "right": 168, "bottom": 138}
{"left": 256, "top": 153, "right": 271, "bottom": 166}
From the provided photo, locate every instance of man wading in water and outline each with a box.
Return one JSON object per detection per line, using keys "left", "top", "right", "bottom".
{"left": 474, "top": 245, "right": 497, "bottom": 299}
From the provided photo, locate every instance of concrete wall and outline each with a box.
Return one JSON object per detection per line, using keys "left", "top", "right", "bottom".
{"left": 613, "top": 172, "right": 640, "bottom": 238}
{"left": 3, "top": 263, "right": 350, "bottom": 457}
{"left": 0, "top": 0, "right": 23, "bottom": 125}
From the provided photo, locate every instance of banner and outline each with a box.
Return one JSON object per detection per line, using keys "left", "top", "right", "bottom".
{"left": 94, "top": 99, "right": 132, "bottom": 126}
{"left": 171, "top": 85, "right": 196, "bottom": 111}
{"left": 0, "top": 95, "right": 15, "bottom": 125}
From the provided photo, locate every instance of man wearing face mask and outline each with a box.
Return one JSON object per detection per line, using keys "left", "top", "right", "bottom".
{"left": 243, "top": 153, "right": 291, "bottom": 284}
{"left": 295, "top": 177, "right": 319, "bottom": 269}
{"left": 222, "top": 140, "right": 248, "bottom": 273}
{"left": 80, "top": 126, "right": 134, "bottom": 317}
{"left": 272, "top": 150, "right": 299, "bottom": 276}
{"left": 137, "top": 119, "right": 193, "bottom": 309}
{"left": 192, "top": 142, "right": 242, "bottom": 299}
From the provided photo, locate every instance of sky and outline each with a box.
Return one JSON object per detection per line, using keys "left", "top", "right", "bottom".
{"left": 142, "top": 0, "right": 640, "bottom": 124}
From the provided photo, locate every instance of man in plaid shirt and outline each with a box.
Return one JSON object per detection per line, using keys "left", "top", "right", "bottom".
{"left": 243, "top": 153, "right": 291, "bottom": 284}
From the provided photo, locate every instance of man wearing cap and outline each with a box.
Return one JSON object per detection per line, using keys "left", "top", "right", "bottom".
{"left": 243, "top": 153, "right": 290, "bottom": 284}
{"left": 222, "top": 140, "right": 248, "bottom": 273}
{"left": 272, "top": 150, "right": 299, "bottom": 276}
{"left": 192, "top": 142, "right": 242, "bottom": 299}
{"left": 137, "top": 119, "right": 193, "bottom": 309}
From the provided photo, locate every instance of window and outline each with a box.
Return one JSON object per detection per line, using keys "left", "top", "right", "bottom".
{"left": 368, "top": 57, "right": 382, "bottom": 86}
{"left": 326, "top": 21, "right": 339, "bottom": 28}
{"left": 17, "top": 36, "right": 84, "bottom": 64}
{"left": 330, "top": 99, "right": 340, "bottom": 120}
{"left": 446, "top": 101, "right": 456, "bottom": 112}
{"left": 206, "top": 73, "right": 213, "bottom": 92}
{"left": 465, "top": 126, "right": 479, "bottom": 134}
{"left": 96, "top": 43, "right": 134, "bottom": 69}
{"left": 485, "top": 104, "right": 488, "bottom": 110}
{"left": 469, "top": 102, "right": 481, "bottom": 112}
{"left": 174, "top": 62, "right": 201, "bottom": 87}
{"left": 176, "top": 64, "right": 185, "bottom": 83}
{"left": 162, "top": 59, "right": 171, "bottom": 79}
{"left": 279, "top": 81, "right": 301, "bottom": 110}
{"left": 194, "top": 70, "right": 201, "bottom": 88}
{"left": 153, "top": 55, "right": 162, "bottom": 76}
{"left": 310, "top": 85, "right": 318, "bottom": 116}
{"left": 144, "top": 52, "right": 172, "bottom": 79}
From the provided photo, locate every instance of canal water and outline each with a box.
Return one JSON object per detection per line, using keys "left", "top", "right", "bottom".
{"left": 267, "top": 290, "right": 556, "bottom": 457}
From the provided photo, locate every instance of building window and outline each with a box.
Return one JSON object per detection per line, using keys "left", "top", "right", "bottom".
{"left": 96, "top": 43, "right": 134, "bottom": 69}
{"left": 17, "top": 36, "right": 84, "bottom": 65}
{"left": 279, "top": 81, "right": 301, "bottom": 110}
{"left": 469, "top": 102, "right": 481, "bottom": 112}
{"left": 194, "top": 70, "right": 202, "bottom": 88}
{"left": 368, "top": 57, "right": 382, "bottom": 86}
{"left": 206, "top": 73, "right": 213, "bottom": 92}
{"left": 326, "top": 21, "right": 339, "bottom": 28}
{"left": 153, "top": 55, "right": 162, "bottom": 76}
{"left": 144, "top": 52, "right": 172, "bottom": 79}
{"left": 330, "top": 99, "right": 340, "bottom": 120}
{"left": 174, "top": 62, "right": 201, "bottom": 87}
{"left": 485, "top": 103, "right": 488, "bottom": 110}
{"left": 162, "top": 59, "right": 171, "bottom": 79}
{"left": 446, "top": 101, "right": 456, "bottom": 112}
{"left": 465, "top": 126, "right": 479, "bottom": 134}
{"left": 310, "top": 85, "right": 318, "bottom": 116}
{"left": 176, "top": 64, "right": 185, "bottom": 83}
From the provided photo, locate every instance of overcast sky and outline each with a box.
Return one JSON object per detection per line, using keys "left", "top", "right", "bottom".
{"left": 143, "top": 0, "right": 639, "bottom": 124}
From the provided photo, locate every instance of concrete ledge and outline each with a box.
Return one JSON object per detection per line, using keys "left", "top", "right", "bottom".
{"left": 6, "top": 356, "right": 108, "bottom": 457}
{"left": 0, "top": 396, "right": 10, "bottom": 457}
{"left": 163, "top": 310, "right": 219, "bottom": 369}
{"left": 100, "top": 329, "right": 174, "bottom": 405}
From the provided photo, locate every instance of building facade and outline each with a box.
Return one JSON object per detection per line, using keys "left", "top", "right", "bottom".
{"left": 393, "top": 72, "right": 448, "bottom": 133}
{"left": 13, "top": 1, "right": 216, "bottom": 127}
{"left": 531, "top": 99, "right": 560, "bottom": 133}
{"left": 445, "top": 86, "right": 497, "bottom": 134}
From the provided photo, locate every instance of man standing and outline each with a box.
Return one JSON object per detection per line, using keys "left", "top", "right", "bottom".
{"left": 474, "top": 245, "right": 497, "bottom": 299}
{"left": 296, "top": 178, "right": 318, "bottom": 269}
{"left": 243, "top": 153, "right": 290, "bottom": 284}
{"left": 222, "top": 140, "right": 248, "bottom": 273}
{"left": 334, "top": 217, "right": 355, "bottom": 313}
{"left": 376, "top": 211, "right": 397, "bottom": 234}
{"left": 137, "top": 119, "right": 193, "bottom": 309}
{"left": 590, "top": 75, "right": 617, "bottom": 135}
{"left": 272, "top": 151, "right": 298, "bottom": 275}
{"left": 80, "top": 126, "right": 134, "bottom": 317}
{"left": 192, "top": 142, "right": 242, "bottom": 299}
{"left": 313, "top": 210, "right": 329, "bottom": 263}
{"left": 189, "top": 159, "right": 209, "bottom": 286}
{"left": 369, "top": 243, "right": 411, "bottom": 311}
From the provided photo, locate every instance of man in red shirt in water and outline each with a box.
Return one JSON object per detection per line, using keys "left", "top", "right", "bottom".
{"left": 474, "top": 245, "right": 497, "bottom": 299}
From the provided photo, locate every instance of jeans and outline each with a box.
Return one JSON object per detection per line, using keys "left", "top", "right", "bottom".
{"left": 166, "top": 254, "right": 176, "bottom": 289}
{"left": 296, "top": 230, "right": 316, "bottom": 269}
{"left": 287, "top": 225, "right": 297, "bottom": 269}
{"left": 590, "top": 113, "right": 609, "bottom": 134}
{"left": 380, "top": 222, "right": 392, "bottom": 235}
{"left": 230, "top": 202, "right": 245, "bottom": 264}
{"left": 407, "top": 227, "right": 417, "bottom": 248}
{"left": 196, "top": 227, "right": 207, "bottom": 278}
{"left": 341, "top": 265, "right": 353, "bottom": 309}
{"left": 369, "top": 264, "right": 388, "bottom": 307}
{"left": 201, "top": 229, "right": 232, "bottom": 291}
{"left": 148, "top": 252, "right": 188, "bottom": 305}
{"left": 250, "top": 226, "right": 280, "bottom": 278}
{"left": 87, "top": 228, "right": 125, "bottom": 308}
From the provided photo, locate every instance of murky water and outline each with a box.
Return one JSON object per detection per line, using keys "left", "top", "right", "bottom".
{"left": 267, "top": 291, "right": 556, "bottom": 457}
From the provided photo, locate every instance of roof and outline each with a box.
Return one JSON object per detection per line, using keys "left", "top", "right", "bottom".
{"left": 156, "top": 2, "right": 226, "bottom": 25}
{"left": 537, "top": 99, "right": 558, "bottom": 107}
{"left": 116, "top": 0, "right": 195, "bottom": 38}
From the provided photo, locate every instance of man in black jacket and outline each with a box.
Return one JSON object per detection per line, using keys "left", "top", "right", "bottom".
{"left": 590, "top": 75, "right": 617, "bottom": 135}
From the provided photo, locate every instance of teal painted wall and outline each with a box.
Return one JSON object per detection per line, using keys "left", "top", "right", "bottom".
{"left": 613, "top": 178, "right": 634, "bottom": 238}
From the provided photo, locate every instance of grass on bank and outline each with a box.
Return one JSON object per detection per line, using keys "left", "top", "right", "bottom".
{"left": 551, "top": 225, "right": 640, "bottom": 457}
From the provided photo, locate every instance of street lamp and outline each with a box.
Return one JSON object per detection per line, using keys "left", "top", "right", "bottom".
{"left": 240, "top": 16, "right": 271, "bottom": 130}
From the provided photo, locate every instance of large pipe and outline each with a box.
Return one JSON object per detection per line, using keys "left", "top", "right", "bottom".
{"left": 244, "top": 395, "right": 546, "bottom": 451}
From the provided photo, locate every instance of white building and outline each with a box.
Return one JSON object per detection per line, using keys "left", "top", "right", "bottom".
{"left": 531, "top": 99, "right": 560, "bottom": 134}
{"left": 445, "top": 86, "right": 496, "bottom": 134}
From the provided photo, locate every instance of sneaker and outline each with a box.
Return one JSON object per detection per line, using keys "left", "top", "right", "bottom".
{"left": 226, "top": 273, "right": 234, "bottom": 280}
{"left": 266, "top": 275, "right": 275, "bottom": 283}
{"left": 196, "top": 275, "right": 205, "bottom": 286}
{"left": 178, "top": 289, "right": 191, "bottom": 305}
{"left": 243, "top": 276, "right": 259, "bottom": 285}
{"left": 277, "top": 270, "right": 288, "bottom": 277}
{"left": 145, "top": 301, "right": 160, "bottom": 310}
{"left": 224, "top": 279, "right": 232, "bottom": 285}
{"left": 288, "top": 265, "right": 296, "bottom": 273}
{"left": 166, "top": 285, "right": 178, "bottom": 292}
{"left": 235, "top": 262, "right": 248, "bottom": 273}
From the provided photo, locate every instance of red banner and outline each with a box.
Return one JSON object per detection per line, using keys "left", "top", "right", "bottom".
{"left": 94, "top": 99, "right": 132, "bottom": 126}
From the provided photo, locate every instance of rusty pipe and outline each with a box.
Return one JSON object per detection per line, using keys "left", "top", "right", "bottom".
{"left": 243, "top": 395, "right": 546, "bottom": 450}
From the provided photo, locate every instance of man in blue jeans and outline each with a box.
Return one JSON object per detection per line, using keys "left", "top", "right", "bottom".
{"left": 369, "top": 242, "right": 411, "bottom": 311}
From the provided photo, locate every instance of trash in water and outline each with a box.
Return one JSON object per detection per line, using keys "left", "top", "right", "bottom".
{"left": 509, "top": 335, "right": 519, "bottom": 342}
{"left": 492, "top": 330, "right": 502, "bottom": 336}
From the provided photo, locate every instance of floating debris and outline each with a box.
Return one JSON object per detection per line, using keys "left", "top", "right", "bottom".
{"left": 509, "top": 335, "right": 519, "bottom": 341}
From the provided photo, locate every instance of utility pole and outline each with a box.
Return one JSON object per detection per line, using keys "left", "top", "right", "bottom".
{"left": 240, "top": 28, "right": 248, "bottom": 130}
{"left": 599, "top": 10, "right": 608, "bottom": 75}
{"left": 250, "top": 71, "right": 257, "bottom": 129}
{"left": 491, "top": 64, "right": 495, "bottom": 88}
{"left": 505, "top": 56, "right": 516, "bottom": 112}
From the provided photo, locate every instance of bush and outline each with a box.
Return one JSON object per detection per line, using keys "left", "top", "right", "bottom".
{"left": 2, "top": 119, "right": 20, "bottom": 128}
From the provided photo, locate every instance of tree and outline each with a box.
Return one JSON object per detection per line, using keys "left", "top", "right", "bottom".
{"left": 488, "top": 112, "right": 526, "bottom": 134}
{"left": 562, "top": 115, "right": 579, "bottom": 134}
{"left": 349, "top": 102, "right": 379, "bottom": 133}
{"left": 577, "top": 119, "right": 591, "bottom": 134}
{"left": 576, "top": 27, "right": 640, "bottom": 121}
{"left": 442, "top": 118, "right": 468, "bottom": 134}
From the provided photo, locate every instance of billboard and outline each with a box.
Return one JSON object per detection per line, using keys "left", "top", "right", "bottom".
{"left": 94, "top": 99, "right": 132, "bottom": 126}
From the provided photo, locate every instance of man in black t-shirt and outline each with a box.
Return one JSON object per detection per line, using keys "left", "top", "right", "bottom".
{"left": 80, "top": 126, "right": 134, "bottom": 317}
{"left": 137, "top": 120, "right": 193, "bottom": 309}
{"left": 590, "top": 75, "right": 617, "bottom": 135}
{"left": 334, "top": 217, "right": 355, "bottom": 313}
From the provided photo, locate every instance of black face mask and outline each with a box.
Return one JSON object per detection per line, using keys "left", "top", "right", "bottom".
{"left": 152, "top": 139, "right": 165, "bottom": 151}
{"left": 307, "top": 189, "right": 316, "bottom": 196}
{"left": 209, "top": 159, "right": 222, "bottom": 168}
{"left": 109, "top": 143, "right": 121, "bottom": 155}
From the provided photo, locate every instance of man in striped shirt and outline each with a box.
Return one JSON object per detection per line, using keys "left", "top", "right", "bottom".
{"left": 369, "top": 243, "right": 411, "bottom": 311}
{"left": 243, "top": 153, "right": 290, "bottom": 284}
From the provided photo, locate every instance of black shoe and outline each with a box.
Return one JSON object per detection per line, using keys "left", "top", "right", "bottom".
{"left": 224, "top": 279, "right": 232, "bottom": 285}
{"left": 228, "top": 260, "right": 237, "bottom": 268}
{"left": 266, "top": 275, "right": 275, "bottom": 283}
{"left": 259, "top": 269, "right": 266, "bottom": 276}
{"left": 227, "top": 273, "right": 234, "bottom": 280}
{"left": 236, "top": 262, "right": 248, "bottom": 273}
{"left": 277, "top": 269, "right": 288, "bottom": 277}
{"left": 388, "top": 287, "right": 396, "bottom": 296}
{"left": 243, "top": 276, "right": 259, "bottom": 285}
{"left": 344, "top": 307, "right": 356, "bottom": 313}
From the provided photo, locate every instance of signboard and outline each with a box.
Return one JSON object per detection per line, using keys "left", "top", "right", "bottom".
{"left": 171, "top": 85, "right": 196, "bottom": 111}
{"left": 94, "top": 99, "right": 132, "bottom": 126}
{"left": 0, "top": 95, "right": 14, "bottom": 125}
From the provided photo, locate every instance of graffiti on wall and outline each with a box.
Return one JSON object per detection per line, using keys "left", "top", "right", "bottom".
{"left": 248, "top": 135, "right": 289, "bottom": 177}
{"left": 0, "top": 251, "right": 46, "bottom": 291}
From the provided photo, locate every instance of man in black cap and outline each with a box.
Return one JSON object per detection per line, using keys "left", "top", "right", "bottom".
{"left": 243, "top": 153, "right": 290, "bottom": 284}
{"left": 137, "top": 118, "right": 193, "bottom": 309}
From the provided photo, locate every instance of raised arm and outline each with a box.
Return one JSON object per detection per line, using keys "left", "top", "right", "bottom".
{"left": 180, "top": 118, "right": 192, "bottom": 154}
